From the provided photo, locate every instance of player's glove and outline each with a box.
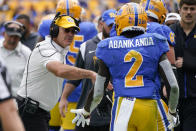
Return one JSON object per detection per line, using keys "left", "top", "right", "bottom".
{"left": 70, "top": 108, "right": 90, "bottom": 127}
{"left": 167, "top": 109, "right": 180, "bottom": 130}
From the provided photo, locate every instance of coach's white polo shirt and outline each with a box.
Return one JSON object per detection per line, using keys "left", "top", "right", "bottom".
{"left": 17, "top": 36, "right": 69, "bottom": 111}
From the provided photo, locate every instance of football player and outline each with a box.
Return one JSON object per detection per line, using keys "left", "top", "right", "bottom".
{"left": 71, "top": 2, "right": 179, "bottom": 131}
{"left": 140, "top": 0, "right": 176, "bottom": 67}
{"left": 140, "top": 1, "right": 179, "bottom": 130}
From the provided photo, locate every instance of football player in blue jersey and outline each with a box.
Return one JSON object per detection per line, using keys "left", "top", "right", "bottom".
{"left": 47, "top": 0, "right": 98, "bottom": 131}
{"left": 140, "top": 0, "right": 176, "bottom": 66}
{"left": 140, "top": 0, "right": 177, "bottom": 104}
{"left": 70, "top": 2, "right": 179, "bottom": 131}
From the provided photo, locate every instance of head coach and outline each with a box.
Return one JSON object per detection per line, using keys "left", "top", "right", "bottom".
{"left": 16, "top": 13, "right": 96, "bottom": 131}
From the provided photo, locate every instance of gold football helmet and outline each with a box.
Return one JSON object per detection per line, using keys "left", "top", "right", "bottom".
{"left": 140, "top": 0, "right": 167, "bottom": 24}
{"left": 56, "top": 0, "right": 82, "bottom": 20}
{"left": 115, "top": 2, "right": 147, "bottom": 36}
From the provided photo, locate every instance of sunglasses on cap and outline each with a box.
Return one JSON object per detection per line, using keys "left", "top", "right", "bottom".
{"left": 64, "top": 28, "right": 78, "bottom": 34}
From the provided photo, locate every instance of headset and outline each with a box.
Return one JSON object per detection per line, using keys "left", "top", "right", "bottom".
{"left": 50, "top": 12, "right": 80, "bottom": 38}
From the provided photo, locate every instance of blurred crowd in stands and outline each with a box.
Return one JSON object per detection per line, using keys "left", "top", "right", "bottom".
{"left": 0, "top": 0, "right": 180, "bottom": 34}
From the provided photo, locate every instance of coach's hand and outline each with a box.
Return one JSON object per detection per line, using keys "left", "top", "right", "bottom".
{"left": 167, "top": 110, "right": 180, "bottom": 129}
{"left": 59, "top": 98, "right": 68, "bottom": 117}
{"left": 70, "top": 108, "right": 90, "bottom": 127}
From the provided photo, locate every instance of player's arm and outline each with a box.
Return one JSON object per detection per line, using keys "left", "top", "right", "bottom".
{"left": 158, "top": 53, "right": 179, "bottom": 113}
{"left": 164, "top": 45, "right": 177, "bottom": 99}
{"left": 164, "top": 26, "right": 177, "bottom": 76}
{"left": 166, "top": 45, "right": 175, "bottom": 65}
{"left": 84, "top": 59, "right": 110, "bottom": 113}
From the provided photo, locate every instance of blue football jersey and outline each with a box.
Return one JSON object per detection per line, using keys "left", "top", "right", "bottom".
{"left": 147, "top": 22, "right": 175, "bottom": 46}
{"left": 147, "top": 22, "right": 175, "bottom": 90}
{"left": 96, "top": 33, "right": 169, "bottom": 99}
{"left": 64, "top": 21, "right": 97, "bottom": 102}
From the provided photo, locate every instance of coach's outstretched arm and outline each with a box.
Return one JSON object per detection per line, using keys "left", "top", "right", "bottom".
{"left": 46, "top": 61, "right": 96, "bottom": 81}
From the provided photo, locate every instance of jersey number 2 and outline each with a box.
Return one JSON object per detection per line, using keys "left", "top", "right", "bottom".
{"left": 124, "top": 50, "right": 144, "bottom": 87}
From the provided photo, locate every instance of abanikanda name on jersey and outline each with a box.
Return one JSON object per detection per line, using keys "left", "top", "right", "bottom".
{"left": 109, "top": 37, "right": 154, "bottom": 48}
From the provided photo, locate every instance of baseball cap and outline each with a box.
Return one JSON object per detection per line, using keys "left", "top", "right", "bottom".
{"left": 102, "top": 9, "right": 116, "bottom": 26}
{"left": 165, "top": 13, "right": 181, "bottom": 23}
{"left": 4, "top": 21, "right": 24, "bottom": 38}
{"left": 55, "top": 15, "right": 80, "bottom": 32}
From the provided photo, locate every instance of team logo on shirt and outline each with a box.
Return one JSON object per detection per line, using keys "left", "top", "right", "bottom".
{"left": 93, "top": 56, "right": 98, "bottom": 65}
{"left": 170, "top": 32, "right": 175, "bottom": 43}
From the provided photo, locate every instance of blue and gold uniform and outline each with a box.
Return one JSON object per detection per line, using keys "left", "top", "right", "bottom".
{"left": 147, "top": 22, "right": 175, "bottom": 46}
{"left": 147, "top": 22, "right": 175, "bottom": 90}
{"left": 96, "top": 33, "right": 171, "bottom": 131}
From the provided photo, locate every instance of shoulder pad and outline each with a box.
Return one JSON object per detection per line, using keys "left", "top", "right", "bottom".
{"left": 151, "top": 33, "right": 167, "bottom": 42}
{"left": 97, "top": 38, "right": 110, "bottom": 48}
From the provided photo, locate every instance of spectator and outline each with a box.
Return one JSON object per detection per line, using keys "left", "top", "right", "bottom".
{"left": 0, "top": 20, "right": 31, "bottom": 96}
{"left": 170, "top": 0, "right": 196, "bottom": 131}
{"left": 16, "top": 14, "right": 96, "bottom": 131}
{"left": 165, "top": 13, "right": 181, "bottom": 26}
{"left": 0, "top": 57, "right": 25, "bottom": 131}
{"left": 71, "top": 3, "right": 179, "bottom": 131}
{"left": 15, "top": 14, "right": 39, "bottom": 50}
{"left": 59, "top": 9, "right": 116, "bottom": 131}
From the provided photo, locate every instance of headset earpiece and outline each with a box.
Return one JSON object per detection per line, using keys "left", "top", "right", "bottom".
{"left": 50, "top": 12, "right": 61, "bottom": 38}
{"left": 50, "top": 23, "right": 59, "bottom": 38}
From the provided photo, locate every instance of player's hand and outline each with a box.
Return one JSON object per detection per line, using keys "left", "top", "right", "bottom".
{"left": 70, "top": 108, "right": 90, "bottom": 127}
{"left": 59, "top": 98, "right": 68, "bottom": 117}
{"left": 167, "top": 110, "right": 180, "bottom": 129}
